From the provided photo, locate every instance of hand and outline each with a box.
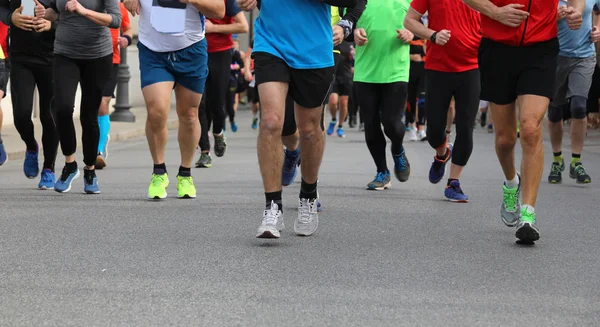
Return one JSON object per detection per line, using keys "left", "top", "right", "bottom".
{"left": 65, "top": 0, "right": 88, "bottom": 15}
{"left": 354, "top": 28, "right": 367, "bottom": 46}
{"left": 396, "top": 29, "right": 413, "bottom": 43}
{"left": 492, "top": 4, "right": 529, "bottom": 27}
{"left": 591, "top": 26, "right": 600, "bottom": 43}
{"left": 204, "top": 20, "right": 214, "bottom": 33}
{"left": 244, "top": 71, "right": 252, "bottom": 82}
{"left": 33, "top": 18, "right": 51, "bottom": 32}
{"left": 434, "top": 29, "right": 451, "bottom": 46}
{"left": 11, "top": 6, "right": 35, "bottom": 31}
{"left": 558, "top": 5, "right": 567, "bottom": 20}
{"left": 333, "top": 25, "right": 344, "bottom": 46}
{"left": 565, "top": 6, "right": 582, "bottom": 30}
{"left": 236, "top": 0, "right": 257, "bottom": 12}
{"left": 123, "top": 0, "right": 140, "bottom": 16}
{"left": 34, "top": 0, "right": 46, "bottom": 19}
{"left": 117, "top": 36, "right": 129, "bottom": 48}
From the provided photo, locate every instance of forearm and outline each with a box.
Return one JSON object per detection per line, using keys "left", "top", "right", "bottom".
{"left": 341, "top": 0, "right": 366, "bottom": 26}
{"left": 568, "top": 0, "right": 584, "bottom": 14}
{"left": 192, "top": 0, "right": 224, "bottom": 19}
{"left": 123, "top": 25, "right": 133, "bottom": 38}
{"left": 462, "top": 0, "right": 499, "bottom": 19}
{"left": 210, "top": 22, "right": 248, "bottom": 34}
{"left": 404, "top": 13, "right": 435, "bottom": 40}
{"left": 321, "top": 0, "right": 357, "bottom": 7}
{"left": 83, "top": 10, "right": 118, "bottom": 27}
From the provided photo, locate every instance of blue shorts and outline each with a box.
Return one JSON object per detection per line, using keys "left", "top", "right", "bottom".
{"left": 138, "top": 39, "right": 209, "bottom": 94}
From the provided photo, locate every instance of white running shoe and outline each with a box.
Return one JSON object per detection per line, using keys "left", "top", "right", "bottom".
{"left": 256, "top": 201, "right": 284, "bottom": 238}
{"left": 408, "top": 129, "right": 418, "bottom": 141}
{"left": 294, "top": 198, "right": 319, "bottom": 236}
{"left": 417, "top": 129, "right": 427, "bottom": 141}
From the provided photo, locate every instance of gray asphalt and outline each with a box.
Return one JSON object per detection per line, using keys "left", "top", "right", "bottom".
{"left": 1, "top": 111, "right": 599, "bottom": 326}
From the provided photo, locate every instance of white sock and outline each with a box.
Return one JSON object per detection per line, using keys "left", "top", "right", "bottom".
{"left": 521, "top": 204, "right": 535, "bottom": 214}
{"left": 505, "top": 173, "right": 519, "bottom": 189}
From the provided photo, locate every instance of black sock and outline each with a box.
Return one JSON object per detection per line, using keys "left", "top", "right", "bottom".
{"left": 553, "top": 151, "right": 562, "bottom": 157}
{"left": 572, "top": 153, "right": 581, "bottom": 159}
{"left": 65, "top": 161, "right": 78, "bottom": 172}
{"left": 178, "top": 166, "right": 191, "bottom": 177}
{"left": 299, "top": 178, "right": 318, "bottom": 200}
{"left": 447, "top": 178, "right": 458, "bottom": 186}
{"left": 436, "top": 148, "right": 449, "bottom": 161}
{"left": 83, "top": 166, "right": 96, "bottom": 177}
{"left": 265, "top": 191, "right": 283, "bottom": 211}
{"left": 153, "top": 163, "right": 167, "bottom": 175}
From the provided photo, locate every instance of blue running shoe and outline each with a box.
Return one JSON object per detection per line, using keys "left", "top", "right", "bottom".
{"left": 55, "top": 165, "right": 80, "bottom": 193}
{"left": 251, "top": 118, "right": 258, "bottom": 130}
{"left": 326, "top": 121, "right": 336, "bottom": 135}
{"left": 231, "top": 121, "right": 238, "bottom": 133}
{"left": 393, "top": 149, "right": 410, "bottom": 182}
{"left": 337, "top": 127, "right": 345, "bottom": 138}
{"left": 367, "top": 171, "right": 392, "bottom": 190}
{"left": 445, "top": 180, "right": 469, "bottom": 202}
{"left": 83, "top": 171, "right": 101, "bottom": 194}
{"left": 0, "top": 143, "right": 6, "bottom": 165}
{"left": 24, "top": 147, "right": 40, "bottom": 179}
{"left": 429, "top": 144, "right": 453, "bottom": 184}
{"left": 282, "top": 148, "right": 300, "bottom": 186}
{"left": 38, "top": 169, "right": 56, "bottom": 190}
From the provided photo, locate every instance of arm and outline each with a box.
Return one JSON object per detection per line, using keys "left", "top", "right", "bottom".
{"left": 208, "top": 11, "right": 248, "bottom": 34}
{"left": 339, "top": 0, "right": 366, "bottom": 42}
{"left": 404, "top": 8, "right": 435, "bottom": 40}
{"left": 77, "top": 0, "right": 121, "bottom": 27}
{"left": 462, "top": 0, "right": 499, "bottom": 19}
{"left": 568, "top": 0, "right": 584, "bottom": 14}
{"left": 191, "top": 0, "right": 225, "bottom": 19}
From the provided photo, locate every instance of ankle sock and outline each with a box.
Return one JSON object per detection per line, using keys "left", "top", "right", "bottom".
{"left": 571, "top": 153, "right": 581, "bottom": 166}
{"left": 83, "top": 166, "right": 96, "bottom": 177}
{"left": 153, "top": 163, "right": 167, "bottom": 175}
{"left": 435, "top": 147, "right": 449, "bottom": 161}
{"left": 447, "top": 178, "right": 458, "bottom": 186}
{"left": 178, "top": 166, "right": 191, "bottom": 177}
{"left": 299, "top": 178, "right": 318, "bottom": 200}
{"left": 505, "top": 173, "right": 519, "bottom": 189}
{"left": 65, "top": 161, "right": 78, "bottom": 172}
{"left": 265, "top": 191, "right": 283, "bottom": 211}
{"left": 521, "top": 204, "right": 535, "bottom": 215}
{"left": 553, "top": 151, "right": 563, "bottom": 163}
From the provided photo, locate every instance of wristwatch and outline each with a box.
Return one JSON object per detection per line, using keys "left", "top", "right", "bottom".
{"left": 430, "top": 32, "right": 437, "bottom": 43}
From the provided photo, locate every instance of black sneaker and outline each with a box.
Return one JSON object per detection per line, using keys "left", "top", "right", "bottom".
{"left": 548, "top": 160, "right": 564, "bottom": 184}
{"left": 480, "top": 112, "right": 487, "bottom": 128}
{"left": 214, "top": 134, "right": 227, "bottom": 157}
{"left": 569, "top": 162, "right": 591, "bottom": 184}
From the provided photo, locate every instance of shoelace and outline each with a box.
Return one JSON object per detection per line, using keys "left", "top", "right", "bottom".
{"left": 84, "top": 173, "right": 95, "bottom": 185}
{"left": 504, "top": 188, "right": 517, "bottom": 211}
{"left": 179, "top": 176, "right": 193, "bottom": 187}
{"left": 450, "top": 182, "right": 464, "bottom": 194}
{"left": 25, "top": 151, "right": 37, "bottom": 162}
{"left": 284, "top": 151, "right": 298, "bottom": 170}
{"left": 298, "top": 198, "right": 317, "bottom": 223}
{"left": 152, "top": 174, "right": 166, "bottom": 186}
{"left": 59, "top": 166, "right": 71, "bottom": 182}
{"left": 551, "top": 162, "right": 562, "bottom": 174}
{"left": 41, "top": 172, "right": 52, "bottom": 182}
{"left": 373, "top": 172, "right": 387, "bottom": 183}
{"left": 263, "top": 207, "right": 281, "bottom": 226}
{"left": 395, "top": 153, "right": 407, "bottom": 169}
{"left": 573, "top": 164, "right": 586, "bottom": 176}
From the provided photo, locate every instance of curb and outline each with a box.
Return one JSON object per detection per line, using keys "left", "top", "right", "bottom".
{"left": 6, "top": 117, "right": 179, "bottom": 162}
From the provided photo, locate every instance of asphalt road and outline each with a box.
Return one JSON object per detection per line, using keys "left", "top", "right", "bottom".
{"left": 1, "top": 111, "right": 599, "bottom": 326}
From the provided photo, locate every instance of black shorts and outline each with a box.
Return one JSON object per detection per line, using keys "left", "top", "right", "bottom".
{"left": 0, "top": 59, "right": 8, "bottom": 98}
{"left": 479, "top": 38, "right": 559, "bottom": 105}
{"left": 253, "top": 52, "right": 335, "bottom": 108}
{"left": 102, "top": 63, "right": 120, "bottom": 97}
{"left": 331, "top": 75, "right": 352, "bottom": 96}
{"left": 248, "top": 85, "right": 260, "bottom": 104}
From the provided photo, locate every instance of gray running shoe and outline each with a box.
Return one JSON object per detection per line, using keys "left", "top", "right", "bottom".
{"left": 294, "top": 198, "right": 319, "bottom": 236}
{"left": 256, "top": 201, "right": 284, "bottom": 239}
{"left": 548, "top": 160, "right": 564, "bottom": 184}
{"left": 501, "top": 172, "right": 521, "bottom": 227}
{"left": 214, "top": 134, "right": 227, "bottom": 157}
{"left": 367, "top": 171, "right": 392, "bottom": 191}
{"left": 195, "top": 152, "right": 212, "bottom": 168}
{"left": 569, "top": 162, "right": 591, "bottom": 184}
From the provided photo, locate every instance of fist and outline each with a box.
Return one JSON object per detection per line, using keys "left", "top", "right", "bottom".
{"left": 118, "top": 36, "right": 128, "bottom": 48}
{"left": 591, "top": 26, "right": 600, "bottom": 43}
{"left": 435, "top": 29, "right": 451, "bottom": 46}
{"left": 65, "top": 0, "right": 87, "bottom": 15}
{"left": 354, "top": 28, "right": 368, "bottom": 46}
{"left": 236, "top": 0, "right": 257, "bottom": 12}
{"left": 333, "top": 25, "right": 344, "bottom": 46}
{"left": 396, "top": 29, "right": 413, "bottom": 43}
{"left": 564, "top": 6, "right": 582, "bottom": 30}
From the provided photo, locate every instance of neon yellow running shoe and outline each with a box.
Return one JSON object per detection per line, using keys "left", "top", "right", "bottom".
{"left": 148, "top": 173, "right": 169, "bottom": 199}
{"left": 176, "top": 175, "right": 196, "bottom": 199}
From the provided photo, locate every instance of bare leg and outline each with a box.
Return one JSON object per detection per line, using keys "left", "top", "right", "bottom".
{"left": 174, "top": 84, "right": 202, "bottom": 168}
{"left": 295, "top": 103, "right": 326, "bottom": 184}
{"left": 490, "top": 102, "right": 518, "bottom": 181}
{"left": 143, "top": 82, "right": 174, "bottom": 165}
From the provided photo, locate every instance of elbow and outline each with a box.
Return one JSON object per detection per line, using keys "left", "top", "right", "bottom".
{"left": 207, "top": 4, "right": 225, "bottom": 19}
{"left": 108, "top": 14, "right": 121, "bottom": 28}
{"left": 240, "top": 22, "right": 249, "bottom": 33}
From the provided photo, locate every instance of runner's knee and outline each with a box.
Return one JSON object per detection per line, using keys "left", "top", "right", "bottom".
{"left": 570, "top": 96, "right": 587, "bottom": 119}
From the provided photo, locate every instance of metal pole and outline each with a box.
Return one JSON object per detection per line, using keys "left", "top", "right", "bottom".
{"left": 110, "top": 46, "right": 136, "bottom": 122}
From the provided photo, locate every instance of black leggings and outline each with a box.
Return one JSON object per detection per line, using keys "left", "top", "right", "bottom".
{"left": 11, "top": 60, "right": 58, "bottom": 171}
{"left": 425, "top": 69, "right": 480, "bottom": 166}
{"left": 407, "top": 61, "right": 426, "bottom": 126}
{"left": 199, "top": 50, "right": 231, "bottom": 152}
{"left": 225, "top": 77, "right": 236, "bottom": 123}
{"left": 53, "top": 54, "right": 112, "bottom": 167}
{"left": 355, "top": 82, "right": 407, "bottom": 173}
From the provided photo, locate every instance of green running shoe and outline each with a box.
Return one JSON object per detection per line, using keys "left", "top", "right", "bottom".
{"left": 515, "top": 208, "right": 540, "bottom": 243}
{"left": 501, "top": 173, "right": 521, "bottom": 227}
{"left": 548, "top": 159, "right": 564, "bottom": 184}
{"left": 148, "top": 173, "right": 169, "bottom": 199}
{"left": 176, "top": 175, "right": 196, "bottom": 199}
{"left": 569, "top": 162, "right": 591, "bottom": 184}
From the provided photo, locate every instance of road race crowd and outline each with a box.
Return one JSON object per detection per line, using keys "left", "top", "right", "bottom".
{"left": 0, "top": 0, "right": 596, "bottom": 244}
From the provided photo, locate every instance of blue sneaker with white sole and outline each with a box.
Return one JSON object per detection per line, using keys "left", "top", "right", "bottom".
{"left": 38, "top": 169, "right": 56, "bottom": 190}
{"left": 282, "top": 148, "right": 300, "bottom": 186}
{"left": 326, "top": 121, "right": 336, "bottom": 136}
{"left": 55, "top": 165, "right": 80, "bottom": 193}
{"left": 24, "top": 147, "right": 40, "bottom": 179}
{"left": 444, "top": 180, "right": 469, "bottom": 202}
{"left": 83, "top": 171, "right": 101, "bottom": 194}
{"left": 429, "top": 144, "right": 453, "bottom": 184}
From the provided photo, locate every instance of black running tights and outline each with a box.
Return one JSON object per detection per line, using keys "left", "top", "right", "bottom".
{"left": 407, "top": 61, "right": 426, "bottom": 126}
{"left": 11, "top": 60, "right": 58, "bottom": 170}
{"left": 199, "top": 50, "right": 231, "bottom": 152}
{"left": 53, "top": 54, "right": 112, "bottom": 167}
{"left": 425, "top": 69, "right": 480, "bottom": 166}
{"left": 355, "top": 82, "right": 407, "bottom": 173}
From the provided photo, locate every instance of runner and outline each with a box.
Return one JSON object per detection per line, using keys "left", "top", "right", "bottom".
{"left": 197, "top": 0, "right": 248, "bottom": 165}
{"left": 0, "top": 0, "right": 58, "bottom": 186}
{"left": 479, "top": 100, "right": 494, "bottom": 133}
{"left": 95, "top": 2, "right": 132, "bottom": 170}
{"left": 35, "top": 0, "right": 122, "bottom": 194}
{"left": 406, "top": 34, "right": 427, "bottom": 142}
{"left": 547, "top": 0, "right": 598, "bottom": 185}
{"left": 224, "top": 39, "right": 245, "bottom": 133}
{"left": 463, "top": 0, "right": 583, "bottom": 243}
{"left": 405, "top": 0, "right": 482, "bottom": 202}
{"left": 244, "top": 39, "right": 260, "bottom": 130}
{"left": 237, "top": 0, "right": 346, "bottom": 239}
{"left": 0, "top": 22, "right": 7, "bottom": 166}
{"left": 326, "top": 40, "right": 354, "bottom": 138}
{"left": 124, "top": 0, "right": 224, "bottom": 199}
{"left": 354, "top": 0, "right": 412, "bottom": 191}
